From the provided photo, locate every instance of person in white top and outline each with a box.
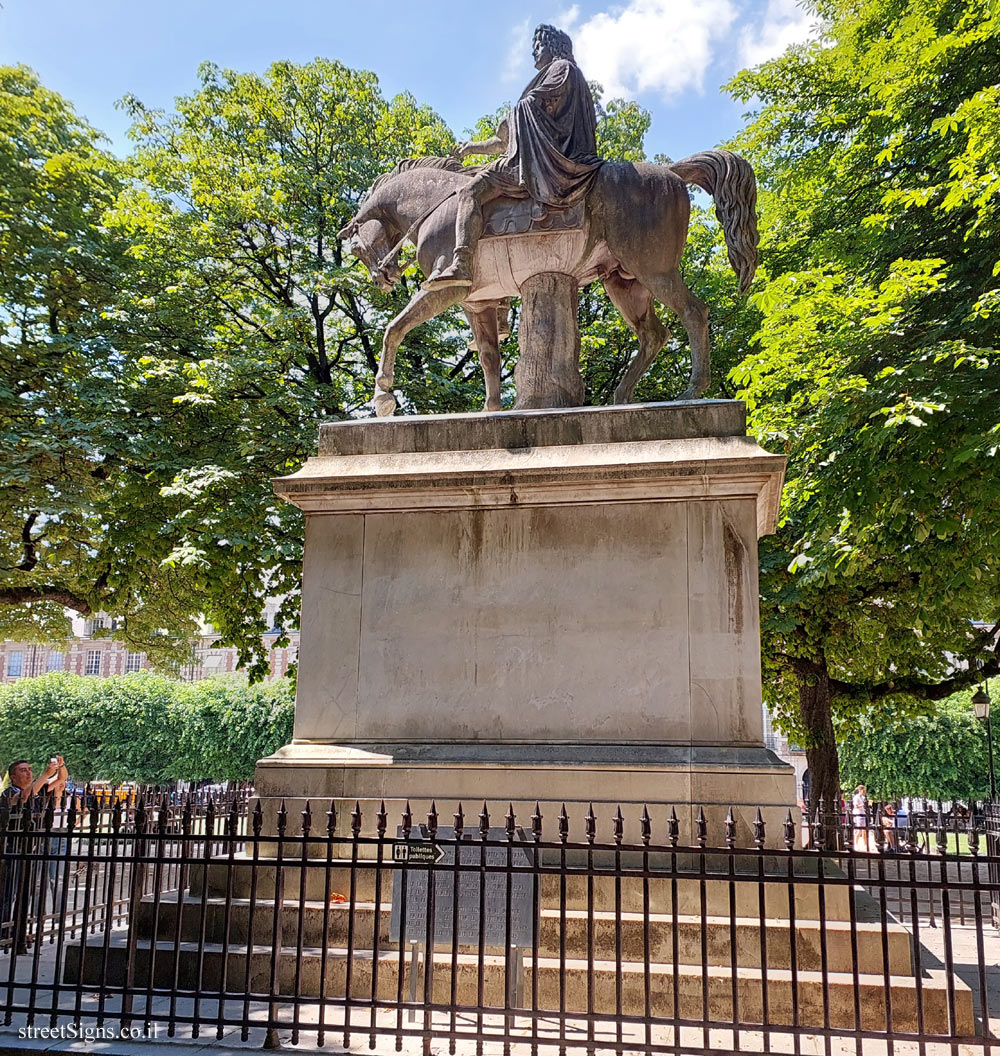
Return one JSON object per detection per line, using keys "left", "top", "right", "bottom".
{"left": 852, "top": 784, "right": 869, "bottom": 851}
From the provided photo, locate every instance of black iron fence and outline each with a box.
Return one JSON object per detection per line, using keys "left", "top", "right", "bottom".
{"left": 0, "top": 794, "right": 996, "bottom": 1054}
{"left": 805, "top": 799, "right": 1000, "bottom": 927}
{"left": 0, "top": 783, "right": 251, "bottom": 952}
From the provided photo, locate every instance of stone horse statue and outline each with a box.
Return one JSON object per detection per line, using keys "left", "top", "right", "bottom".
{"left": 339, "top": 150, "right": 758, "bottom": 416}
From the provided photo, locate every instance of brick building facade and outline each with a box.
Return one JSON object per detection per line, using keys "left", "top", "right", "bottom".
{"left": 0, "top": 611, "right": 298, "bottom": 684}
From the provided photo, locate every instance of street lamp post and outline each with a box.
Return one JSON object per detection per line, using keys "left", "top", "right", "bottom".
{"left": 972, "top": 682, "right": 997, "bottom": 800}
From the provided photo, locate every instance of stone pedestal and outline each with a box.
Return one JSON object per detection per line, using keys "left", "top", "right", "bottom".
{"left": 514, "top": 272, "right": 584, "bottom": 409}
{"left": 258, "top": 401, "right": 796, "bottom": 844}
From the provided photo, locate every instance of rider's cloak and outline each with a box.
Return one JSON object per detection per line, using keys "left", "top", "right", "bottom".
{"left": 484, "top": 58, "right": 602, "bottom": 207}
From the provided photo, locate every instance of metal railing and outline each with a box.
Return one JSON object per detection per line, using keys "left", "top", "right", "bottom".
{"left": 807, "top": 800, "right": 1000, "bottom": 928}
{"left": 0, "top": 783, "right": 251, "bottom": 951}
{"left": 0, "top": 795, "right": 996, "bottom": 1054}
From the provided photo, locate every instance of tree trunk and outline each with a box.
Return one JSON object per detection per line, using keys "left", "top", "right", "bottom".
{"left": 794, "top": 657, "right": 840, "bottom": 823}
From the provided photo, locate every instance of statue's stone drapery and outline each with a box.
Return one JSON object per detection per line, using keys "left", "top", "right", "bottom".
{"left": 484, "top": 58, "right": 602, "bottom": 207}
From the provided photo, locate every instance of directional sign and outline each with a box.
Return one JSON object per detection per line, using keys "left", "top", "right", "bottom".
{"left": 389, "top": 825, "right": 537, "bottom": 947}
{"left": 392, "top": 841, "right": 445, "bottom": 865}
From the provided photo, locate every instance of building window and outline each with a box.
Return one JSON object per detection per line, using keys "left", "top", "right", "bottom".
{"left": 125, "top": 651, "right": 143, "bottom": 673}
{"left": 7, "top": 652, "right": 23, "bottom": 678}
{"left": 85, "top": 650, "right": 101, "bottom": 676}
{"left": 47, "top": 651, "right": 64, "bottom": 672}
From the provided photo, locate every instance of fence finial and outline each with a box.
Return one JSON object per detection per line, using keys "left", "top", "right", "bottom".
{"left": 531, "top": 802, "right": 543, "bottom": 841}
{"left": 784, "top": 808, "right": 796, "bottom": 850}
{"left": 753, "top": 807, "right": 766, "bottom": 850}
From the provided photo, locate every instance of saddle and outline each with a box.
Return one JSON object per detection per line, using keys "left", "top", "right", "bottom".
{"left": 482, "top": 198, "right": 585, "bottom": 239}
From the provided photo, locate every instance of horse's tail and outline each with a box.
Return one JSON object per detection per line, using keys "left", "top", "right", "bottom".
{"left": 669, "top": 150, "right": 759, "bottom": 294}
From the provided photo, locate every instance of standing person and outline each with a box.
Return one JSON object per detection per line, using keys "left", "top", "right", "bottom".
{"left": 881, "top": 801, "right": 898, "bottom": 852}
{"left": 0, "top": 756, "right": 62, "bottom": 951}
{"left": 1, "top": 758, "right": 63, "bottom": 809}
{"left": 41, "top": 764, "right": 83, "bottom": 894}
{"left": 852, "top": 784, "right": 869, "bottom": 852}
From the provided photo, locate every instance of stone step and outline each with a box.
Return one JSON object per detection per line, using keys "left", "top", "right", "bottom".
{"left": 138, "top": 894, "right": 912, "bottom": 976}
{"left": 191, "top": 855, "right": 856, "bottom": 919}
{"left": 64, "top": 934, "right": 971, "bottom": 1036}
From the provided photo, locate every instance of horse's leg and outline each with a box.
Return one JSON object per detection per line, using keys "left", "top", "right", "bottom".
{"left": 466, "top": 304, "right": 503, "bottom": 411}
{"left": 602, "top": 274, "right": 670, "bottom": 404}
{"left": 374, "top": 286, "right": 465, "bottom": 416}
{"left": 642, "top": 268, "right": 711, "bottom": 400}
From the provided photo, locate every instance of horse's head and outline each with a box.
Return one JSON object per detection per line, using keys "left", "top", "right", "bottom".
{"left": 338, "top": 216, "right": 401, "bottom": 293}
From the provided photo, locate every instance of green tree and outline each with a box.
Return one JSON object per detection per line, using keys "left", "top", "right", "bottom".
{"left": 728, "top": 0, "right": 1000, "bottom": 808}
{"left": 1, "top": 62, "right": 475, "bottom": 677}
{"left": 0, "top": 65, "right": 203, "bottom": 661}
{"left": 103, "top": 60, "right": 474, "bottom": 677}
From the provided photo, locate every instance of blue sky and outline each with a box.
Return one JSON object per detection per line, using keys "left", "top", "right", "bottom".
{"left": 1, "top": 0, "right": 816, "bottom": 161}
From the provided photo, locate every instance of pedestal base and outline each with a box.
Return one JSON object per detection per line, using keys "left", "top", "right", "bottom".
{"left": 255, "top": 741, "right": 796, "bottom": 846}
{"left": 266, "top": 401, "right": 794, "bottom": 845}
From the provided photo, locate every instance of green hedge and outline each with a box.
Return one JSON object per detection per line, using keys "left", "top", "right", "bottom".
{"left": 839, "top": 691, "right": 996, "bottom": 803}
{"left": 0, "top": 673, "right": 293, "bottom": 782}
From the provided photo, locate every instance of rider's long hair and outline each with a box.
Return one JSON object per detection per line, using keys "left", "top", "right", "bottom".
{"left": 533, "top": 24, "right": 575, "bottom": 62}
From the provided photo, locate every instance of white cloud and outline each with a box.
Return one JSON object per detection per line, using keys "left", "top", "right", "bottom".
{"left": 572, "top": 0, "right": 739, "bottom": 102}
{"left": 739, "top": 0, "right": 817, "bottom": 67}
{"left": 501, "top": 17, "right": 534, "bottom": 84}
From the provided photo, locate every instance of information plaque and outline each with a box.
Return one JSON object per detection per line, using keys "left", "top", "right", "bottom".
{"left": 389, "top": 825, "right": 537, "bottom": 947}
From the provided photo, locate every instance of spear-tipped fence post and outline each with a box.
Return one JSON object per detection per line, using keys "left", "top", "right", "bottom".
{"left": 753, "top": 807, "right": 766, "bottom": 851}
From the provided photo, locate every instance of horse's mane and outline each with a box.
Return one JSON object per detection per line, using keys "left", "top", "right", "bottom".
{"left": 365, "top": 155, "right": 473, "bottom": 199}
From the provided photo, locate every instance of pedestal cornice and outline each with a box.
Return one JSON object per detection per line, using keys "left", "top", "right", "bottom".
{"left": 274, "top": 401, "right": 786, "bottom": 537}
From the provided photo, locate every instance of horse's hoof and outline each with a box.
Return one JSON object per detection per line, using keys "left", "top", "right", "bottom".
{"left": 373, "top": 391, "right": 397, "bottom": 417}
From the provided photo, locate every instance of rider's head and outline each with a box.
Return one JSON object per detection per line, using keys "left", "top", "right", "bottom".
{"left": 532, "top": 25, "right": 574, "bottom": 69}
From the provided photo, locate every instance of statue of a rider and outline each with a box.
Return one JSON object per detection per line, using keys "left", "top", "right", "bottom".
{"left": 423, "top": 24, "right": 602, "bottom": 291}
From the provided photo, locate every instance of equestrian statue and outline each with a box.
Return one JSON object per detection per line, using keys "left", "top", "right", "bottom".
{"left": 339, "top": 24, "right": 759, "bottom": 417}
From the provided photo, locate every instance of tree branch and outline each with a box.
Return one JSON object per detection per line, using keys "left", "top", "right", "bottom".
{"left": 0, "top": 586, "right": 92, "bottom": 615}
